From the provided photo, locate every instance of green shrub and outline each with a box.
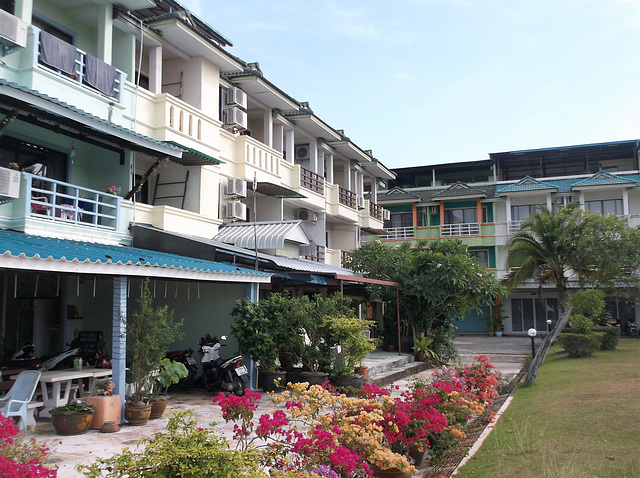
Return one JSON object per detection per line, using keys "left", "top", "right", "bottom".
{"left": 557, "top": 332, "right": 604, "bottom": 358}
{"left": 568, "top": 313, "right": 595, "bottom": 334}
{"left": 77, "top": 410, "right": 267, "bottom": 478}
{"left": 592, "top": 326, "right": 620, "bottom": 351}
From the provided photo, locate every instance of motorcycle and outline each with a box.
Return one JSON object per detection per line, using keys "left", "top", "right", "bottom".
{"left": 200, "top": 335, "right": 248, "bottom": 396}
{"left": 166, "top": 348, "right": 198, "bottom": 389}
{"left": 9, "top": 342, "right": 80, "bottom": 371}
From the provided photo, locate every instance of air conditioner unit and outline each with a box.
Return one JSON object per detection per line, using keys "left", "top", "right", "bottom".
{"left": 224, "top": 105, "right": 248, "bottom": 130}
{"left": 0, "top": 166, "right": 20, "bottom": 198}
{"left": 298, "top": 209, "right": 317, "bottom": 223}
{"left": 226, "top": 201, "right": 247, "bottom": 221}
{"left": 357, "top": 196, "right": 365, "bottom": 210}
{"left": 226, "top": 177, "right": 247, "bottom": 198}
{"left": 430, "top": 205, "right": 439, "bottom": 215}
{"left": 226, "top": 87, "right": 247, "bottom": 109}
{"left": 382, "top": 209, "right": 391, "bottom": 221}
{"left": 295, "top": 144, "right": 310, "bottom": 161}
{"left": 0, "top": 9, "right": 27, "bottom": 56}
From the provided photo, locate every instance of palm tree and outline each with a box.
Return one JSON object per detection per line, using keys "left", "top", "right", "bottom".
{"left": 504, "top": 204, "right": 580, "bottom": 385}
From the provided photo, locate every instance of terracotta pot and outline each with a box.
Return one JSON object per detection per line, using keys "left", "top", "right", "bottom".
{"left": 409, "top": 442, "right": 426, "bottom": 466}
{"left": 148, "top": 396, "right": 169, "bottom": 419}
{"left": 51, "top": 409, "right": 95, "bottom": 435}
{"left": 368, "top": 464, "right": 411, "bottom": 478}
{"left": 354, "top": 366, "right": 368, "bottom": 380}
{"left": 125, "top": 402, "right": 152, "bottom": 426}
{"left": 260, "top": 370, "right": 287, "bottom": 392}
{"left": 299, "top": 371, "right": 329, "bottom": 387}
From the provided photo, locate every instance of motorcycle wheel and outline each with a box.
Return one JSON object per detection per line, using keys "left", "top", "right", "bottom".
{"left": 231, "top": 377, "right": 245, "bottom": 396}
{"left": 203, "top": 373, "right": 216, "bottom": 392}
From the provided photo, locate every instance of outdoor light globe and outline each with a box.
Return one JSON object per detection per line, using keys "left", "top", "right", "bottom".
{"left": 528, "top": 328, "right": 537, "bottom": 337}
{"left": 546, "top": 319, "right": 552, "bottom": 325}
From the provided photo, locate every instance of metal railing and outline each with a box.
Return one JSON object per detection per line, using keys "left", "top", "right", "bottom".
{"left": 509, "top": 220, "right": 524, "bottom": 233}
{"left": 441, "top": 222, "right": 480, "bottom": 236}
{"left": 379, "top": 226, "right": 414, "bottom": 240}
{"left": 300, "top": 167, "right": 324, "bottom": 194}
{"left": 25, "top": 173, "right": 121, "bottom": 231}
{"left": 303, "top": 245, "right": 326, "bottom": 263}
{"left": 34, "top": 28, "right": 126, "bottom": 103}
{"left": 338, "top": 186, "right": 356, "bottom": 208}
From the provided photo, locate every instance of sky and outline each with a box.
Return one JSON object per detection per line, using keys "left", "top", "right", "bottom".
{"left": 180, "top": 0, "right": 640, "bottom": 169}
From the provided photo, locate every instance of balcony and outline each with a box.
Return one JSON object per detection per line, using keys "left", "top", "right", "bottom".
{"left": 33, "top": 28, "right": 126, "bottom": 104}
{"left": 24, "top": 173, "right": 121, "bottom": 230}
{"left": 338, "top": 187, "right": 356, "bottom": 209}
{"left": 302, "top": 244, "right": 325, "bottom": 263}
{"left": 300, "top": 167, "right": 324, "bottom": 195}
{"left": 369, "top": 202, "right": 384, "bottom": 221}
{"left": 380, "top": 226, "right": 414, "bottom": 240}
{"left": 360, "top": 200, "right": 385, "bottom": 232}
{"left": 441, "top": 222, "right": 480, "bottom": 236}
{"left": 326, "top": 184, "right": 358, "bottom": 224}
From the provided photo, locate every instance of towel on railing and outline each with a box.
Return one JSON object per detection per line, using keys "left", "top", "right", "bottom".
{"left": 39, "top": 31, "right": 77, "bottom": 75}
{"left": 85, "top": 54, "right": 117, "bottom": 97}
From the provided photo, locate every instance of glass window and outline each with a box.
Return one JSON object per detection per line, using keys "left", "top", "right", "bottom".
{"left": 585, "top": 199, "right": 623, "bottom": 215}
{"left": 469, "top": 250, "right": 489, "bottom": 268}
{"left": 511, "top": 204, "right": 542, "bottom": 221}
{"left": 444, "top": 207, "right": 486, "bottom": 224}
{"left": 511, "top": 298, "right": 558, "bottom": 332}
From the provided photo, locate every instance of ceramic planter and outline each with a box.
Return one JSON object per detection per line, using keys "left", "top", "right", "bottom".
{"left": 148, "top": 396, "right": 169, "bottom": 419}
{"left": 300, "top": 371, "right": 329, "bottom": 387}
{"left": 125, "top": 402, "right": 152, "bottom": 426}
{"left": 51, "top": 408, "right": 95, "bottom": 435}
{"left": 260, "top": 371, "right": 287, "bottom": 392}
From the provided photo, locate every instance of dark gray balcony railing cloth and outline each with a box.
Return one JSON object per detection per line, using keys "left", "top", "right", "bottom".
{"left": 39, "top": 31, "right": 76, "bottom": 75}
{"left": 85, "top": 53, "right": 116, "bottom": 97}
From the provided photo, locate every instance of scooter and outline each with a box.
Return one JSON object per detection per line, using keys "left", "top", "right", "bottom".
{"left": 200, "top": 335, "right": 248, "bottom": 396}
{"left": 166, "top": 348, "right": 198, "bottom": 389}
{"left": 9, "top": 343, "right": 80, "bottom": 371}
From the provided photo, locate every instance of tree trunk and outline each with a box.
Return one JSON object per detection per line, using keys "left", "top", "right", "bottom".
{"left": 523, "top": 305, "right": 573, "bottom": 386}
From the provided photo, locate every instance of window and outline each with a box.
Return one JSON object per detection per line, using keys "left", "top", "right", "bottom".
{"left": 511, "top": 298, "right": 558, "bottom": 332}
{"left": 585, "top": 199, "right": 623, "bottom": 216}
{"left": 469, "top": 250, "right": 489, "bottom": 268}
{"left": 444, "top": 207, "right": 487, "bottom": 224}
{"left": 511, "top": 204, "right": 542, "bottom": 221}
{"left": 385, "top": 212, "right": 423, "bottom": 229}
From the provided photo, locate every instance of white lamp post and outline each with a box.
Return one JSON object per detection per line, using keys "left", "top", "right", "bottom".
{"left": 528, "top": 328, "right": 537, "bottom": 357}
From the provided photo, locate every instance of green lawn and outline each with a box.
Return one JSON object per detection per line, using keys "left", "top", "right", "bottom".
{"left": 455, "top": 338, "right": 640, "bottom": 478}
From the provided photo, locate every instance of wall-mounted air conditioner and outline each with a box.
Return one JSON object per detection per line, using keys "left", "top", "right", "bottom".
{"left": 226, "top": 87, "right": 247, "bottom": 109}
{"left": 224, "top": 105, "right": 248, "bottom": 130}
{"left": 382, "top": 209, "right": 391, "bottom": 221}
{"left": 295, "top": 144, "right": 310, "bottom": 161}
{"left": 430, "top": 205, "right": 439, "bottom": 215}
{"left": 0, "top": 166, "right": 20, "bottom": 198}
{"left": 356, "top": 196, "right": 365, "bottom": 210}
{"left": 298, "top": 209, "right": 317, "bottom": 223}
{"left": 226, "top": 177, "right": 247, "bottom": 198}
{"left": 0, "top": 9, "right": 27, "bottom": 56}
{"left": 226, "top": 201, "right": 246, "bottom": 221}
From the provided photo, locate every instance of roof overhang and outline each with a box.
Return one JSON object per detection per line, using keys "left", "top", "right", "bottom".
{"left": 227, "top": 75, "right": 300, "bottom": 111}
{"left": 0, "top": 230, "right": 270, "bottom": 283}
{"left": 166, "top": 141, "right": 223, "bottom": 166}
{"left": 360, "top": 159, "right": 395, "bottom": 181}
{"left": 214, "top": 220, "right": 311, "bottom": 249}
{"left": 256, "top": 182, "right": 305, "bottom": 198}
{"left": 0, "top": 81, "right": 182, "bottom": 160}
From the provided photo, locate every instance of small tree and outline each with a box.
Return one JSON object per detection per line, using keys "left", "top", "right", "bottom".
{"left": 128, "top": 279, "right": 184, "bottom": 403}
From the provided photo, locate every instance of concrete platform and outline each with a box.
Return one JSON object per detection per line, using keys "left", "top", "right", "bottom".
{"left": 25, "top": 335, "right": 531, "bottom": 476}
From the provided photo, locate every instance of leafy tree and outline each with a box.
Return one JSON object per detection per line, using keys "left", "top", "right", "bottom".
{"left": 345, "top": 239, "right": 504, "bottom": 362}
{"left": 505, "top": 203, "right": 640, "bottom": 384}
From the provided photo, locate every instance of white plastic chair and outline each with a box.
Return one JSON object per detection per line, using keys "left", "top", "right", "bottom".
{"left": 0, "top": 370, "right": 41, "bottom": 431}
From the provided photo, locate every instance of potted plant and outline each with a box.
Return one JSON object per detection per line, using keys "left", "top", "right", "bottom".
{"left": 146, "top": 358, "right": 189, "bottom": 419}
{"left": 412, "top": 335, "right": 439, "bottom": 365}
{"left": 51, "top": 401, "right": 96, "bottom": 435}
{"left": 482, "top": 303, "right": 506, "bottom": 337}
{"left": 126, "top": 279, "right": 184, "bottom": 425}
{"left": 329, "top": 314, "right": 376, "bottom": 391}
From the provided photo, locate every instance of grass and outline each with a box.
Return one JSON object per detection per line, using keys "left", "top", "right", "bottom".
{"left": 455, "top": 338, "right": 640, "bottom": 478}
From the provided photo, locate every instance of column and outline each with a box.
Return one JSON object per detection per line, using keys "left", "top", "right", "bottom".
{"left": 505, "top": 196, "right": 512, "bottom": 223}
{"left": 622, "top": 188, "right": 629, "bottom": 216}
{"left": 112, "top": 276, "right": 127, "bottom": 419}
{"left": 546, "top": 194, "right": 553, "bottom": 211}
{"left": 326, "top": 153, "right": 334, "bottom": 184}
{"left": 579, "top": 191, "right": 585, "bottom": 210}
{"left": 263, "top": 109, "right": 273, "bottom": 149}
{"left": 309, "top": 138, "right": 318, "bottom": 173}
{"left": 149, "top": 46, "right": 162, "bottom": 94}
{"left": 317, "top": 150, "right": 325, "bottom": 178}
{"left": 14, "top": 0, "right": 32, "bottom": 23}
{"left": 344, "top": 160, "right": 351, "bottom": 190}
{"left": 246, "top": 283, "right": 259, "bottom": 390}
{"left": 97, "top": 2, "right": 113, "bottom": 63}
{"left": 273, "top": 124, "right": 284, "bottom": 153}
{"left": 285, "top": 130, "right": 295, "bottom": 164}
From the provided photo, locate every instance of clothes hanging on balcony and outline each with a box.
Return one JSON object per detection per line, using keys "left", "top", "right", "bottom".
{"left": 39, "top": 31, "right": 76, "bottom": 75}
{"left": 84, "top": 54, "right": 116, "bottom": 97}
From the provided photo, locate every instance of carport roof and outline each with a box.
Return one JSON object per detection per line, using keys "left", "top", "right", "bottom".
{"left": 0, "top": 230, "right": 270, "bottom": 283}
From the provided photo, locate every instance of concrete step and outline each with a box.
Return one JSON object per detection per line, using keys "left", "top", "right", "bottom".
{"left": 366, "top": 360, "right": 432, "bottom": 387}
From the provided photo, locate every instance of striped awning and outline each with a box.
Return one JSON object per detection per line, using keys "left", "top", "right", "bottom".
{"left": 214, "top": 220, "right": 310, "bottom": 249}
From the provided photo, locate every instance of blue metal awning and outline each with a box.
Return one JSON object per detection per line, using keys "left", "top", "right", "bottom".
{"left": 0, "top": 230, "right": 271, "bottom": 283}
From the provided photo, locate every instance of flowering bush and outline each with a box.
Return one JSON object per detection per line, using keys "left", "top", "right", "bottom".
{"left": 0, "top": 413, "right": 57, "bottom": 477}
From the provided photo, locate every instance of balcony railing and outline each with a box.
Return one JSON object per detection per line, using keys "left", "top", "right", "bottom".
{"left": 303, "top": 245, "right": 325, "bottom": 263}
{"left": 338, "top": 186, "right": 356, "bottom": 208}
{"left": 380, "top": 226, "right": 414, "bottom": 240}
{"left": 441, "top": 222, "right": 480, "bottom": 236}
{"left": 509, "top": 220, "right": 524, "bottom": 233}
{"left": 369, "top": 202, "right": 384, "bottom": 221}
{"left": 34, "top": 28, "right": 126, "bottom": 103}
{"left": 300, "top": 167, "right": 324, "bottom": 194}
{"left": 25, "top": 173, "right": 121, "bottom": 230}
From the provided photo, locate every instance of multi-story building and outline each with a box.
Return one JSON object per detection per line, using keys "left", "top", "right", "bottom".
{"left": 0, "top": 1, "right": 392, "bottom": 392}
{"left": 372, "top": 140, "right": 640, "bottom": 334}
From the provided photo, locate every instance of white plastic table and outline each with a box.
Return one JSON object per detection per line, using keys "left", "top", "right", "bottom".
{"left": 12, "top": 369, "right": 92, "bottom": 416}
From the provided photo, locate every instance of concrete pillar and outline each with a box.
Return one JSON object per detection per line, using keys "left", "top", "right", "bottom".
{"left": 579, "top": 191, "right": 585, "bottom": 210}
{"left": 14, "top": 0, "right": 32, "bottom": 23}
{"left": 285, "top": 130, "right": 295, "bottom": 164}
{"left": 344, "top": 160, "right": 351, "bottom": 189}
{"left": 273, "top": 124, "right": 284, "bottom": 153}
{"left": 309, "top": 138, "right": 318, "bottom": 173}
{"left": 622, "top": 188, "right": 629, "bottom": 216}
{"left": 317, "top": 150, "right": 325, "bottom": 178}
{"left": 505, "top": 196, "right": 512, "bottom": 223}
{"left": 326, "top": 153, "right": 334, "bottom": 183}
{"left": 546, "top": 194, "right": 553, "bottom": 211}
{"left": 112, "top": 276, "right": 127, "bottom": 419}
{"left": 149, "top": 46, "right": 162, "bottom": 94}
{"left": 263, "top": 109, "right": 273, "bottom": 148}
{"left": 97, "top": 2, "right": 113, "bottom": 63}
{"left": 246, "top": 283, "right": 259, "bottom": 390}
